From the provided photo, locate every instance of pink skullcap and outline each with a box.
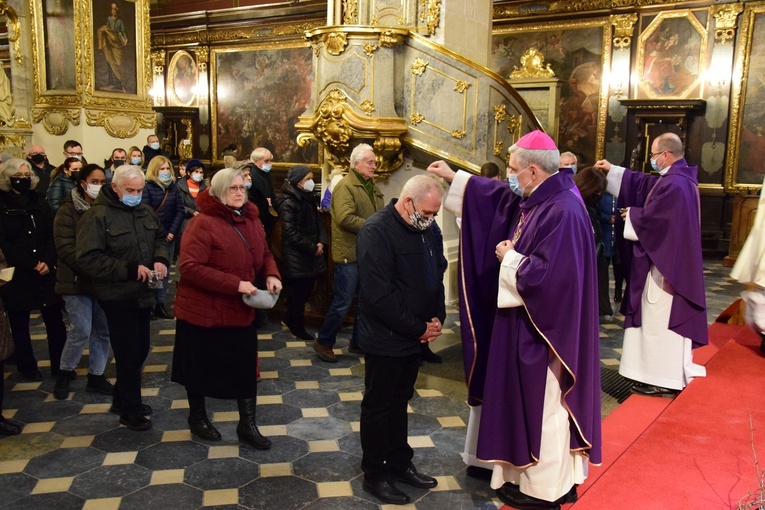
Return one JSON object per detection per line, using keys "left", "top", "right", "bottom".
{"left": 516, "top": 130, "right": 557, "bottom": 150}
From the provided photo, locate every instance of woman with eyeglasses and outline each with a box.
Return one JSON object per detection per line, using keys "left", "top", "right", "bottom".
{"left": 172, "top": 167, "right": 282, "bottom": 448}
{"left": 0, "top": 159, "right": 67, "bottom": 382}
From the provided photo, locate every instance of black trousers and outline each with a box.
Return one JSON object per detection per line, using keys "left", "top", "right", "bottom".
{"left": 283, "top": 276, "right": 317, "bottom": 328}
{"left": 101, "top": 305, "right": 151, "bottom": 415}
{"left": 7, "top": 304, "right": 67, "bottom": 375}
{"left": 360, "top": 352, "right": 421, "bottom": 478}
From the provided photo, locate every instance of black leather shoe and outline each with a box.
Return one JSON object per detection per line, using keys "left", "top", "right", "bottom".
{"left": 496, "top": 483, "right": 561, "bottom": 510}
{"left": 347, "top": 345, "right": 365, "bottom": 355}
{"left": 630, "top": 383, "right": 678, "bottom": 398}
{"left": 0, "top": 416, "right": 22, "bottom": 436}
{"left": 420, "top": 348, "right": 443, "bottom": 364}
{"left": 189, "top": 414, "right": 222, "bottom": 441}
{"left": 465, "top": 465, "right": 493, "bottom": 480}
{"left": 287, "top": 324, "right": 314, "bottom": 341}
{"left": 236, "top": 421, "right": 271, "bottom": 449}
{"left": 21, "top": 368, "right": 42, "bottom": 382}
{"left": 110, "top": 403, "right": 153, "bottom": 416}
{"left": 53, "top": 370, "right": 74, "bottom": 400}
{"left": 555, "top": 485, "right": 578, "bottom": 504}
{"left": 363, "top": 477, "right": 411, "bottom": 505}
{"left": 153, "top": 304, "right": 175, "bottom": 320}
{"left": 119, "top": 413, "right": 152, "bottom": 431}
{"left": 391, "top": 464, "right": 438, "bottom": 489}
{"left": 86, "top": 374, "right": 114, "bottom": 395}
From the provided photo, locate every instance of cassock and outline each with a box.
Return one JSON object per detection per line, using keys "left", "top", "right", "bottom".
{"left": 446, "top": 169, "right": 602, "bottom": 502}
{"left": 606, "top": 159, "right": 707, "bottom": 390}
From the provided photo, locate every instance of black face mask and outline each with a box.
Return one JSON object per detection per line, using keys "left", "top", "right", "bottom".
{"left": 10, "top": 177, "right": 31, "bottom": 194}
{"left": 113, "top": 159, "right": 125, "bottom": 168}
{"left": 70, "top": 171, "right": 80, "bottom": 182}
{"left": 29, "top": 154, "right": 46, "bottom": 165}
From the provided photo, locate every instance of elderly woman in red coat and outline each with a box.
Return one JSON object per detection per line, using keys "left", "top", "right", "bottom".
{"left": 172, "top": 167, "right": 281, "bottom": 449}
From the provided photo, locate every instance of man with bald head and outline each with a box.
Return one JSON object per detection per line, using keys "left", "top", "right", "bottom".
{"left": 27, "top": 145, "right": 54, "bottom": 197}
{"left": 594, "top": 132, "right": 707, "bottom": 398}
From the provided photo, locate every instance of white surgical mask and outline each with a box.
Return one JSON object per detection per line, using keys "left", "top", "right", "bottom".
{"left": 244, "top": 181, "right": 252, "bottom": 189}
{"left": 159, "top": 171, "right": 173, "bottom": 183}
{"left": 149, "top": 142, "right": 160, "bottom": 151}
{"left": 301, "top": 179, "right": 315, "bottom": 193}
{"left": 131, "top": 157, "right": 142, "bottom": 165}
{"left": 85, "top": 183, "right": 102, "bottom": 200}
{"left": 191, "top": 173, "right": 203, "bottom": 183}
{"left": 261, "top": 163, "right": 272, "bottom": 173}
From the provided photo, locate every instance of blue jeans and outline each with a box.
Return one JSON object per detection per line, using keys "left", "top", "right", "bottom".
{"left": 60, "top": 294, "right": 111, "bottom": 375}
{"left": 154, "top": 240, "right": 175, "bottom": 305}
{"left": 317, "top": 262, "right": 359, "bottom": 348}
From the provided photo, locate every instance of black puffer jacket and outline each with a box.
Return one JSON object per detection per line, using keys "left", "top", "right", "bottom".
{"left": 53, "top": 189, "right": 97, "bottom": 296}
{"left": 274, "top": 181, "right": 327, "bottom": 279}
{"left": 0, "top": 189, "right": 61, "bottom": 311}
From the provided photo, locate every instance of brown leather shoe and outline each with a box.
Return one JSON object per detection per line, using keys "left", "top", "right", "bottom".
{"left": 313, "top": 341, "right": 337, "bottom": 363}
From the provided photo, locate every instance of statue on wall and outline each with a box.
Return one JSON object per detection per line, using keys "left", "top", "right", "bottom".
{"left": 0, "top": 68, "right": 15, "bottom": 126}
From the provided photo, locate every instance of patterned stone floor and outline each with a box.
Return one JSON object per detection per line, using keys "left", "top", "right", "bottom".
{"left": 0, "top": 259, "right": 742, "bottom": 509}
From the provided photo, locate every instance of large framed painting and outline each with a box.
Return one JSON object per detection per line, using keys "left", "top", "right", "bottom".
{"left": 167, "top": 50, "right": 197, "bottom": 107}
{"left": 211, "top": 42, "right": 317, "bottom": 166}
{"left": 726, "top": 3, "right": 765, "bottom": 191}
{"left": 635, "top": 10, "right": 708, "bottom": 100}
{"left": 492, "top": 18, "right": 612, "bottom": 167}
{"left": 30, "top": 0, "right": 80, "bottom": 102}
{"left": 91, "top": 0, "right": 137, "bottom": 94}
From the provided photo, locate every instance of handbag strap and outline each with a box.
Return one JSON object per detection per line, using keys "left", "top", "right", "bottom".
{"left": 230, "top": 224, "right": 255, "bottom": 266}
{"left": 155, "top": 189, "right": 169, "bottom": 213}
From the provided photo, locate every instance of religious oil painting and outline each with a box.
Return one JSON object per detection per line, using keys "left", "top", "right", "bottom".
{"left": 212, "top": 44, "right": 316, "bottom": 165}
{"left": 167, "top": 50, "right": 198, "bottom": 107}
{"left": 727, "top": 6, "right": 765, "bottom": 190}
{"left": 43, "top": 0, "right": 76, "bottom": 91}
{"left": 492, "top": 21, "right": 609, "bottom": 167}
{"left": 92, "top": 0, "right": 137, "bottom": 95}
{"left": 636, "top": 11, "right": 707, "bottom": 100}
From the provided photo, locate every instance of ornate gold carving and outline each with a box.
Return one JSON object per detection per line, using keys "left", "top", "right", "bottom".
{"left": 712, "top": 4, "right": 743, "bottom": 43}
{"left": 494, "top": 0, "right": 684, "bottom": 20}
{"left": 494, "top": 141, "right": 504, "bottom": 157}
{"left": 0, "top": 2, "right": 22, "bottom": 66}
{"left": 85, "top": 110, "right": 155, "bottom": 139}
{"left": 509, "top": 48, "right": 555, "bottom": 79}
{"left": 454, "top": 80, "right": 471, "bottom": 93}
{"left": 419, "top": 0, "right": 442, "bottom": 36}
{"left": 179, "top": 119, "right": 194, "bottom": 160}
{"left": 360, "top": 100, "right": 375, "bottom": 116}
{"left": 379, "top": 30, "right": 403, "bottom": 48}
{"left": 411, "top": 57, "right": 429, "bottom": 76}
{"left": 196, "top": 47, "right": 209, "bottom": 72}
{"left": 363, "top": 43, "right": 378, "bottom": 57}
{"left": 371, "top": 16, "right": 379, "bottom": 27}
{"left": 313, "top": 89, "right": 353, "bottom": 155}
{"left": 31, "top": 108, "right": 81, "bottom": 136}
{"left": 507, "top": 114, "right": 521, "bottom": 136}
{"left": 451, "top": 129, "right": 466, "bottom": 139}
{"left": 494, "top": 104, "right": 507, "bottom": 123}
{"left": 410, "top": 112, "right": 424, "bottom": 125}
{"left": 610, "top": 13, "right": 637, "bottom": 49}
{"left": 151, "top": 21, "right": 323, "bottom": 47}
{"left": 373, "top": 136, "right": 405, "bottom": 178}
{"left": 324, "top": 32, "right": 349, "bottom": 56}
{"left": 0, "top": 133, "right": 26, "bottom": 152}
{"left": 343, "top": 0, "right": 358, "bottom": 25}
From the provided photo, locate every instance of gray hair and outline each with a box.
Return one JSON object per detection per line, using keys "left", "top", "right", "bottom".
{"left": 560, "top": 151, "right": 577, "bottom": 165}
{"left": 210, "top": 167, "right": 245, "bottom": 205}
{"left": 250, "top": 147, "right": 272, "bottom": 163}
{"left": 655, "top": 132, "right": 684, "bottom": 157}
{"left": 350, "top": 143, "right": 374, "bottom": 171}
{"left": 113, "top": 165, "right": 145, "bottom": 188}
{"left": 0, "top": 159, "right": 38, "bottom": 192}
{"left": 507, "top": 145, "right": 560, "bottom": 175}
{"left": 400, "top": 174, "right": 444, "bottom": 202}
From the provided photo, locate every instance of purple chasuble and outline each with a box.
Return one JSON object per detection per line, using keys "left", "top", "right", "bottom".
{"left": 458, "top": 171, "right": 602, "bottom": 467}
{"left": 616, "top": 159, "right": 708, "bottom": 348}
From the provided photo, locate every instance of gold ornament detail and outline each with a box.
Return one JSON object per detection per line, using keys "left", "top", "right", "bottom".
{"left": 324, "top": 32, "right": 349, "bottom": 56}
{"left": 313, "top": 90, "right": 353, "bottom": 155}
{"left": 494, "top": 104, "right": 507, "bottom": 123}
{"left": 0, "top": 134, "right": 26, "bottom": 152}
{"left": 610, "top": 13, "right": 637, "bottom": 49}
{"left": 494, "top": 141, "right": 504, "bottom": 157}
{"left": 360, "top": 100, "right": 375, "bottom": 116}
{"left": 363, "top": 43, "right": 379, "bottom": 57}
{"left": 0, "top": 2, "right": 22, "bottom": 66}
{"left": 410, "top": 112, "right": 424, "bottom": 125}
{"left": 379, "top": 30, "right": 403, "bottom": 48}
{"left": 712, "top": 4, "right": 743, "bottom": 43}
{"left": 85, "top": 110, "right": 155, "bottom": 139}
{"left": 371, "top": 16, "right": 379, "bottom": 27}
{"left": 411, "top": 57, "right": 429, "bottom": 76}
{"left": 419, "top": 0, "right": 442, "bottom": 36}
{"left": 343, "top": 0, "right": 359, "bottom": 25}
{"left": 507, "top": 114, "right": 521, "bottom": 136}
{"left": 178, "top": 119, "right": 194, "bottom": 160}
{"left": 31, "top": 108, "right": 80, "bottom": 135}
{"left": 451, "top": 130, "right": 466, "bottom": 139}
{"left": 454, "top": 80, "right": 471, "bottom": 93}
{"left": 509, "top": 48, "right": 555, "bottom": 79}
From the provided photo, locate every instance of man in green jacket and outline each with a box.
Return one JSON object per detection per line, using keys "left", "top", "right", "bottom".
{"left": 313, "top": 143, "right": 383, "bottom": 363}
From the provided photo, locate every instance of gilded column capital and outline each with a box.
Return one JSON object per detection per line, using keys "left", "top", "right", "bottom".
{"left": 610, "top": 13, "right": 637, "bottom": 50}
{"left": 151, "top": 50, "right": 166, "bottom": 75}
{"left": 712, "top": 4, "right": 743, "bottom": 43}
{"left": 342, "top": 0, "right": 358, "bottom": 25}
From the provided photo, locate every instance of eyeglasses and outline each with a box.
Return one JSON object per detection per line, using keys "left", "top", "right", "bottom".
{"left": 648, "top": 151, "right": 666, "bottom": 159}
{"left": 11, "top": 173, "right": 30, "bottom": 178}
{"left": 65, "top": 150, "right": 83, "bottom": 157}
{"left": 228, "top": 185, "right": 246, "bottom": 193}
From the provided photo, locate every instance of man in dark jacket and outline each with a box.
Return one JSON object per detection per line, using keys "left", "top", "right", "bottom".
{"left": 356, "top": 174, "right": 445, "bottom": 505}
{"left": 245, "top": 147, "right": 276, "bottom": 238}
{"left": 142, "top": 134, "right": 169, "bottom": 168}
{"left": 26, "top": 145, "right": 55, "bottom": 197}
{"left": 76, "top": 165, "right": 169, "bottom": 432}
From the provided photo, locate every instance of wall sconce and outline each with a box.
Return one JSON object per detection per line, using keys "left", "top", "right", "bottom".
{"left": 706, "top": 43, "right": 733, "bottom": 94}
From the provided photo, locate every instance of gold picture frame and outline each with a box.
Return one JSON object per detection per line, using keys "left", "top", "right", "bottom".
{"left": 725, "top": 2, "right": 765, "bottom": 192}
{"left": 167, "top": 50, "right": 198, "bottom": 107}
{"left": 29, "top": 0, "right": 80, "bottom": 104}
{"left": 635, "top": 10, "right": 708, "bottom": 101}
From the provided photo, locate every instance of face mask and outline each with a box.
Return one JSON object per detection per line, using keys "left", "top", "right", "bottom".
{"left": 158, "top": 171, "right": 173, "bottom": 183}
{"left": 564, "top": 164, "right": 577, "bottom": 173}
{"left": 113, "top": 160, "right": 125, "bottom": 168}
{"left": 70, "top": 171, "right": 80, "bottom": 181}
{"left": 507, "top": 166, "right": 533, "bottom": 197}
{"left": 244, "top": 181, "right": 252, "bottom": 189}
{"left": 191, "top": 173, "right": 203, "bottom": 183}
{"left": 650, "top": 155, "right": 663, "bottom": 172}
{"left": 408, "top": 201, "right": 434, "bottom": 231}
{"left": 301, "top": 179, "right": 315, "bottom": 193}
{"left": 10, "top": 177, "right": 31, "bottom": 194}
{"left": 72, "top": 154, "right": 82, "bottom": 161}
{"left": 261, "top": 163, "right": 272, "bottom": 173}
{"left": 85, "top": 183, "right": 102, "bottom": 200}
{"left": 131, "top": 157, "right": 142, "bottom": 165}
{"left": 149, "top": 142, "right": 160, "bottom": 151}
{"left": 29, "top": 154, "right": 46, "bottom": 165}
{"left": 120, "top": 192, "right": 142, "bottom": 207}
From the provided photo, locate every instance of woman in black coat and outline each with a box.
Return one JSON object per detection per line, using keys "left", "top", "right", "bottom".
{"left": 0, "top": 159, "right": 66, "bottom": 381}
{"left": 275, "top": 165, "right": 327, "bottom": 341}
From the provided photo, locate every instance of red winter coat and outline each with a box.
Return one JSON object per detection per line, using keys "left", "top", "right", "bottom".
{"left": 175, "top": 189, "right": 280, "bottom": 328}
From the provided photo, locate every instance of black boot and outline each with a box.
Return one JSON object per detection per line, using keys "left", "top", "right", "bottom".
{"left": 236, "top": 398, "right": 271, "bottom": 450}
{"left": 188, "top": 394, "right": 221, "bottom": 441}
{"left": 153, "top": 303, "right": 174, "bottom": 320}
{"left": 53, "top": 370, "right": 75, "bottom": 400}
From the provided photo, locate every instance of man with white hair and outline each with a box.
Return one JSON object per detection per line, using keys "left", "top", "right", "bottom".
{"left": 559, "top": 151, "right": 578, "bottom": 173}
{"left": 246, "top": 147, "right": 276, "bottom": 238}
{"left": 428, "top": 130, "right": 602, "bottom": 509}
{"left": 357, "top": 174, "right": 445, "bottom": 505}
{"left": 76, "top": 165, "right": 169, "bottom": 432}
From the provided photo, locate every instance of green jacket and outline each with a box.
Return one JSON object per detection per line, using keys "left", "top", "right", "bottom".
{"left": 330, "top": 170, "right": 384, "bottom": 263}
{"left": 76, "top": 185, "right": 169, "bottom": 309}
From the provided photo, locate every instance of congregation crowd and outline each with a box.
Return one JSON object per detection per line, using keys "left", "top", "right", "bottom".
{"left": 0, "top": 129, "right": 708, "bottom": 509}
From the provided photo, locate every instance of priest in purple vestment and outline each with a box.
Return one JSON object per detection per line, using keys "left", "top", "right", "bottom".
{"left": 594, "top": 132, "right": 707, "bottom": 398}
{"left": 428, "top": 130, "right": 602, "bottom": 510}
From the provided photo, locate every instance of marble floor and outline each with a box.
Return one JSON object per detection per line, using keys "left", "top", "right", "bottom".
{"left": 0, "top": 259, "right": 743, "bottom": 509}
